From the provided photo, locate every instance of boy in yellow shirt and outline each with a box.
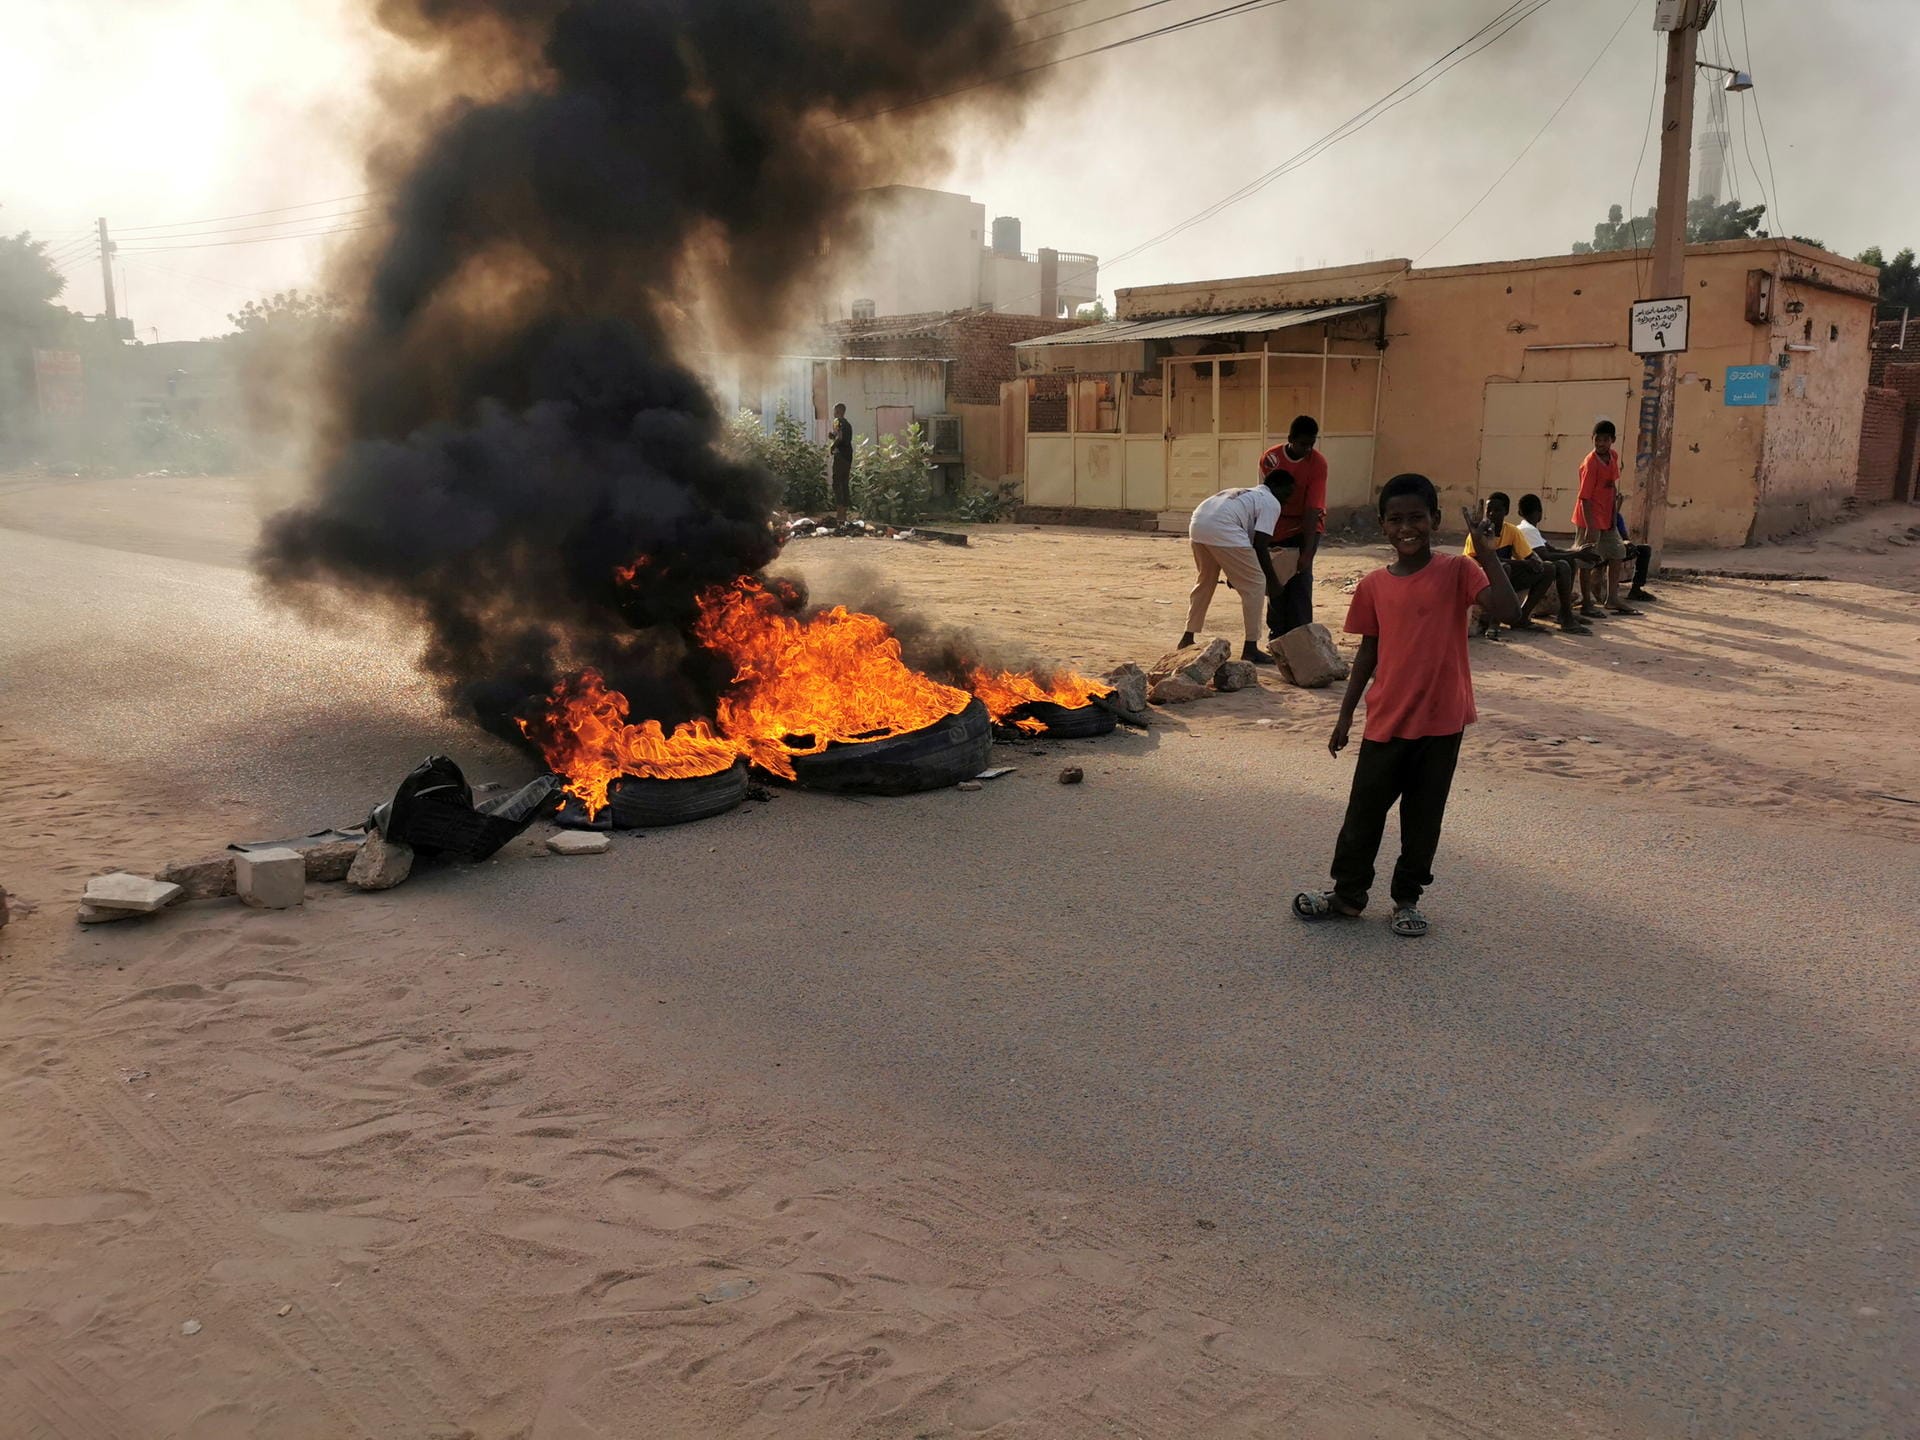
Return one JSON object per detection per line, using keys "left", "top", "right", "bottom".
{"left": 1464, "top": 491, "right": 1589, "bottom": 636}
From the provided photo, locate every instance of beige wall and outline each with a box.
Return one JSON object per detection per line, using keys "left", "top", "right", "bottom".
{"left": 1358, "top": 243, "right": 1876, "bottom": 546}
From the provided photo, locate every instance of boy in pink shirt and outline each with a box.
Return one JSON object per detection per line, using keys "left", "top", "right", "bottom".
{"left": 1293, "top": 473, "right": 1520, "bottom": 938}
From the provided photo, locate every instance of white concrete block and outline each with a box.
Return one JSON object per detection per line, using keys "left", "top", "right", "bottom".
{"left": 234, "top": 848, "right": 306, "bottom": 910}
{"left": 83, "top": 872, "right": 184, "bottom": 913}
{"left": 547, "top": 831, "right": 611, "bottom": 856}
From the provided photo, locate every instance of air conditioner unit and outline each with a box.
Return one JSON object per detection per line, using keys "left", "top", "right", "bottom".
{"left": 925, "top": 414, "right": 963, "bottom": 459}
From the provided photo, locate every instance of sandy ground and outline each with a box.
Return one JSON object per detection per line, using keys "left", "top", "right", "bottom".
{"left": 0, "top": 472, "right": 1915, "bottom": 1438}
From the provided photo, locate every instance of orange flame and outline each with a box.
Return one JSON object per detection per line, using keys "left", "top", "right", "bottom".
{"left": 965, "top": 665, "right": 1113, "bottom": 727}
{"left": 696, "top": 580, "right": 971, "bottom": 780}
{"left": 523, "top": 574, "right": 976, "bottom": 807}
{"left": 521, "top": 669, "right": 739, "bottom": 815}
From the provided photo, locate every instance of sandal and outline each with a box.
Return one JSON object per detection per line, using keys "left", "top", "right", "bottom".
{"left": 1293, "top": 891, "right": 1360, "bottom": 922}
{"left": 1607, "top": 604, "right": 1644, "bottom": 616}
{"left": 1579, "top": 605, "right": 1608, "bottom": 619}
{"left": 1508, "top": 618, "right": 1542, "bottom": 633}
{"left": 1558, "top": 618, "right": 1594, "bottom": 635}
{"left": 1389, "top": 906, "right": 1430, "bottom": 939}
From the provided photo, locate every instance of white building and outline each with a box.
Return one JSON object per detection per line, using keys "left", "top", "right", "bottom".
{"left": 827, "top": 186, "right": 1097, "bottom": 322}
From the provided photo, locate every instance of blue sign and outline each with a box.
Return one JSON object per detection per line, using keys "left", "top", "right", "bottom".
{"left": 1724, "top": 364, "right": 1779, "bottom": 407}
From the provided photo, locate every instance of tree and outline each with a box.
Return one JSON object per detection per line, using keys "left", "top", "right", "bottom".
{"left": 1075, "top": 298, "right": 1109, "bottom": 323}
{"left": 1572, "top": 198, "right": 1768, "bottom": 254}
{"left": 226, "top": 288, "right": 340, "bottom": 337}
{"left": 0, "top": 231, "right": 68, "bottom": 333}
{"left": 1856, "top": 246, "right": 1920, "bottom": 311}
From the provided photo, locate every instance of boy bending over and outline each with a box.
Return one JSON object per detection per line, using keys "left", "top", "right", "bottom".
{"left": 1293, "top": 474, "right": 1519, "bottom": 938}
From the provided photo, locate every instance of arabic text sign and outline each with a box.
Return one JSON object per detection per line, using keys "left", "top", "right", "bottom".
{"left": 1629, "top": 296, "right": 1690, "bottom": 356}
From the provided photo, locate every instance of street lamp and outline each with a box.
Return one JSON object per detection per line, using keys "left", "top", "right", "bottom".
{"left": 1696, "top": 60, "right": 1753, "bottom": 92}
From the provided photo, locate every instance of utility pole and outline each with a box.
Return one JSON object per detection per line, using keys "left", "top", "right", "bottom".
{"left": 97, "top": 217, "right": 118, "bottom": 325}
{"left": 1637, "top": 1, "right": 1708, "bottom": 570}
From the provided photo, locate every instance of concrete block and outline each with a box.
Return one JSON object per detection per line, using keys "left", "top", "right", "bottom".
{"left": 157, "top": 855, "right": 236, "bottom": 901}
{"left": 235, "top": 848, "right": 306, "bottom": 910}
{"left": 1276, "top": 623, "right": 1347, "bottom": 689}
{"left": 547, "top": 831, "right": 611, "bottom": 856}
{"left": 83, "top": 872, "right": 184, "bottom": 913}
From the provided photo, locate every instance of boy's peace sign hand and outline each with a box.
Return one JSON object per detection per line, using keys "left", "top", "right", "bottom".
{"left": 1463, "top": 505, "right": 1499, "bottom": 552}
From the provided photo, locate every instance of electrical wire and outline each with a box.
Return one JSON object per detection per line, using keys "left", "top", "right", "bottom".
{"left": 109, "top": 192, "right": 375, "bottom": 236}
{"left": 825, "top": 0, "right": 1293, "bottom": 127}
{"left": 1415, "top": 0, "right": 1638, "bottom": 265}
{"left": 115, "top": 224, "right": 374, "bottom": 253}
{"left": 1063, "top": 0, "right": 1556, "bottom": 284}
{"left": 1011, "top": 0, "right": 1186, "bottom": 49}
{"left": 1737, "top": 0, "right": 1784, "bottom": 237}
{"left": 1624, "top": 30, "right": 1662, "bottom": 293}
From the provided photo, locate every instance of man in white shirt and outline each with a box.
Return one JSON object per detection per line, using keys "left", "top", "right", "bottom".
{"left": 1179, "top": 470, "right": 1297, "bottom": 665}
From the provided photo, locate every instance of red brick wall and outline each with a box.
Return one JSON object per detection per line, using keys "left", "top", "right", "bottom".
{"left": 1856, "top": 387, "right": 1905, "bottom": 503}
{"left": 1885, "top": 364, "right": 1920, "bottom": 502}
{"left": 1868, "top": 318, "right": 1916, "bottom": 388}
{"left": 823, "top": 310, "right": 1083, "bottom": 408}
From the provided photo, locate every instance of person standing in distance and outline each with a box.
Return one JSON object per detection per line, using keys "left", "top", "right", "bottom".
{"left": 1258, "top": 415, "right": 1328, "bottom": 639}
{"left": 829, "top": 403, "right": 854, "bottom": 524}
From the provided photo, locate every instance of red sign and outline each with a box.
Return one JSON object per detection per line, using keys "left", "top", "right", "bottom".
{"left": 32, "top": 349, "right": 84, "bottom": 419}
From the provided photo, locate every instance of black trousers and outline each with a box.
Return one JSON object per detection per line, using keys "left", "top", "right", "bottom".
{"left": 1628, "top": 541, "right": 1652, "bottom": 590}
{"left": 831, "top": 452, "right": 852, "bottom": 509}
{"left": 1330, "top": 732, "right": 1463, "bottom": 910}
{"left": 1266, "top": 537, "right": 1313, "bottom": 638}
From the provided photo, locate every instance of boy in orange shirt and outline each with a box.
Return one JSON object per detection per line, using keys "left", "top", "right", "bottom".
{"left": 1292, "top": 474, "right": 1520, "bottom": 938}
{"left": 1572, "top": 419, "right": 1641, "bottom": 617}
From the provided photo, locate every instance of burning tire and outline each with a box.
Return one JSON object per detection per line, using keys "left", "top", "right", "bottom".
{"left": 787, "top": 698, "right": 992, "bottom": 796}
{"left": 555, "top": 761, "right": 749, "bottom": 830}
{"left": 999, "top": 700, "right": 1117, "bottom": 740}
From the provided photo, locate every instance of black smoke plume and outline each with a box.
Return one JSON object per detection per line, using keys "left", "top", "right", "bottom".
{"left": 259, "top": 0, "right": 1036, "bottom": 739}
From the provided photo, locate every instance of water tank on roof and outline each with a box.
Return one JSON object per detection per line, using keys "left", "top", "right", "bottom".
{"left": 991, "top": 216, "right": 1022, "bottom": 257}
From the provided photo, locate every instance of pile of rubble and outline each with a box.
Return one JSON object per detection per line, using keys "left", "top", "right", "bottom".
{"left": 68, "top": 757, "right": 604, "bottom": 929}
{"left": 1139, "top": 625, "right": 1350, "bottom": 707}
{"left": 780, "top": 515, "right": 969, "bottom": 546}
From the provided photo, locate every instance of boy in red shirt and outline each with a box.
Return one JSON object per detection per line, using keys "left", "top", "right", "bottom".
{"left": 1572, "top": 419, "right": 1641, "bottom": 617}
{"left": 1292, "top": 473, "right": 1520, "bottom": 938}
{"left": 1258, "top": 415, "right": 1328, "bottom": 639}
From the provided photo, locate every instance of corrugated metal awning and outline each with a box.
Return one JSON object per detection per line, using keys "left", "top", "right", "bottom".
{"left": 1011, "top": 301, "right": 1382, "bottom": 349}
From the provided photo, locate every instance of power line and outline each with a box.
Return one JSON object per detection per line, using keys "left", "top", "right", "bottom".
{"left": 1736, "top": 0, "right": 1784, "bottom": 237}
{"left": 1626, "top": 30, "right": 1661, "bottom": 294}
{"left": 110, "top": 192, "right": 374, "bottom": 235}
{"left": 116, "top": 224, "right": 374, "bottom": 254}
{"left": 826, "top": 0, "right": 1293, "bottom": 127}
{"left": 99, "top": 208, "right": 374, "bottom": 244}
{"left": 1078, "top": 0, "right": 1556, "bottom": 281}
{"left": 1415, "top": 0, "right": 1638, "bottom": 265}
{"left": 1011, "top": 0, "right": 1186, "bottom": 49}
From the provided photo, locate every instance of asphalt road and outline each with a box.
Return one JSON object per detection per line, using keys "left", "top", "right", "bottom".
{"left": 3, "top": 473, "right": 1913, "bottom": 1437}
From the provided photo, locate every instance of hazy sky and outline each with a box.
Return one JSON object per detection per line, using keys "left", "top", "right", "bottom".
{"left": 7, "top": 0, "right": 1915, "bottom": 342}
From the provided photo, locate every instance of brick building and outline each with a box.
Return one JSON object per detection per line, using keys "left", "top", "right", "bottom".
{"left": 1855, "top": 357, "right": 1920, "bottom": 504}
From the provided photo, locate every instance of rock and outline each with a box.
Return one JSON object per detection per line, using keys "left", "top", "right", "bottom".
{"left": 1267, "top": 642, "right": 1297, "bottom": 685}
{"left": 0, "top": 883, "right": 8, "bottom": 929}
{"left": 1212, "top": 659, "right": 1259, "bottom": 692}
{"left": 1276, "top": 623, "right": 1347, "bottom": 689}
{"left": 83, "top": 872, "right": 183, "bottom": 914}
{"left": 1148, "top": 674, "right": 1212, "bottom": 705}
{"left": 181, "top": 1320, "right": 202, "bottom": 1336}
{"left": 698, "top": 1277, "right": 757, "bottom": 1304}
{"left": 157, "top": 855, "right": 236, "bottom": 901}
{"left": 303, "top": 838, "right": 364, "bottom": 882}
{"left": 1148, "top": 638, "right": 1231, "bottom": 689}
{"left": 1058, "top": 767, "right": 1084, "bottom": 785}
{"left": 546, "top": 831, "right": 612, "bottom": 855}
{"left": 235, "top": 848, "right": 306, "bottom": 910}
{"left": 1099, "top": 662, "right": 1149, "bottom": 717}
{"left": 77, "top": 902, "right": 141, "bottom": 925}
{"left": 347, "top": 829, "right": 414, "bottom": 891}
{"left": 955, "top": 780, "right": 983, "bottom": 792}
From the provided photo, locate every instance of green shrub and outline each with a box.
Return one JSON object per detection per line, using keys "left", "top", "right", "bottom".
{"left": 953, "top": 474, "right": 1021, "bottom": 523}
{"left": 851, "top": 423, "right": 937, "bottom": 525}
{"left": 722, "top": 404, "right": 829, "bottom": 513}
